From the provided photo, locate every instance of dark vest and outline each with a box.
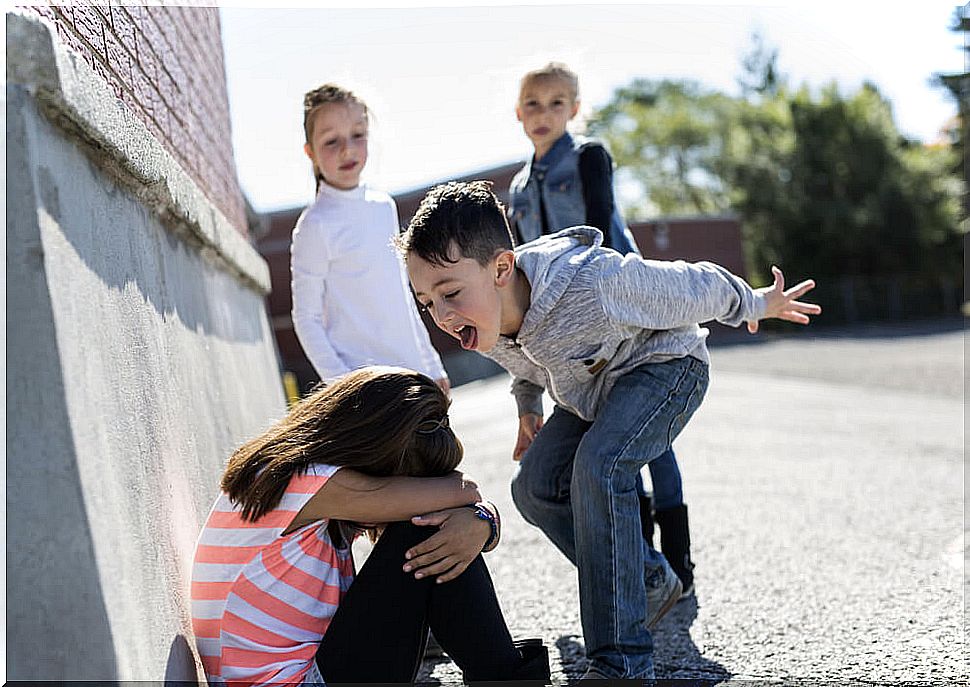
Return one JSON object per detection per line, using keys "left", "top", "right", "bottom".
{"left": 508, "top": 132, "right": 639, "bottom": 255}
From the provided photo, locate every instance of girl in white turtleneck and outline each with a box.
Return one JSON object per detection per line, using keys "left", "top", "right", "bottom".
{"left": 291, "top": 83, "right": 449, "bottom": 393}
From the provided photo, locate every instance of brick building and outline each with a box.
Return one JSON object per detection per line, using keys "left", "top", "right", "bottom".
{"left": 259, "top": 163, "right": 746, "bottom": 391}
{"left": 8, "top": 6, "right": 281, "bottom": 680}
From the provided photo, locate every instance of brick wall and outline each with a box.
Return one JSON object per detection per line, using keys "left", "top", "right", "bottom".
{"left": 25, "top": 4, "right": 248, "bottom": 235}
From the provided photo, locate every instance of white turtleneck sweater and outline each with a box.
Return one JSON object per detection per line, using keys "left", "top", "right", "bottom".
{"left": 290, "top": 181, "right": 447, "bottom": 383}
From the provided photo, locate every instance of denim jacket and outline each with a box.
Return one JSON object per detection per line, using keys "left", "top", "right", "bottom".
{"left": 508, "top": 132, "right": 639, "bottom": 255}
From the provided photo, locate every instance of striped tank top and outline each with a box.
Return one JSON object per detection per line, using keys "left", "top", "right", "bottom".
{"left": 190, "top": 463, "right": 355, "bottom": 685}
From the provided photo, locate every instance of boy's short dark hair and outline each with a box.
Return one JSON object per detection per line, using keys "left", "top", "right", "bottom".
{"left": 397, "top": 181, "right": 515, "bottom": 266}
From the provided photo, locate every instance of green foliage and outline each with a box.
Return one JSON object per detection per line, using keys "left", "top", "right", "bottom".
{"left": 588, "top": 79, "right": 736, "bottom": 217}
{"left": 589, "top": 42, "right": 965, "bottom": 293}
{"left": 729, "top": 82, "right": 963, "bottom": 283}
{"left": 737, "top": 30, "right": 783, "bottom": 97}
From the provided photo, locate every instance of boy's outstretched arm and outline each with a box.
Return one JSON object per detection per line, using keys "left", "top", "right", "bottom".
{"left": 747, "top": 266, "right": 821, "bottom": 333}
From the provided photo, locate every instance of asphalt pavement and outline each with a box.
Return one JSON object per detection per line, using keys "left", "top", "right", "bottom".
{"left": 403, "top": 319, "right": 965, "bottom": 684}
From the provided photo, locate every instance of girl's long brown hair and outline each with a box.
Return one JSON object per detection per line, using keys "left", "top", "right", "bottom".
{"left": 222, "top": 366, "right": 461, "bottom": 522}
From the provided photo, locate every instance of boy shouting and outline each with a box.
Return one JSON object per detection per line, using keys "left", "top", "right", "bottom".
{"left": 397, "top": 181, "right": 819, "bottom": 680}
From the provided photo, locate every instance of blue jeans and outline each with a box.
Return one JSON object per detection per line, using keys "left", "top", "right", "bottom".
{"left": 511, "top": 357, "right": 709, "bottom": 678}
{"left": 638, "top": 448, "right": 683, "bottom": 511}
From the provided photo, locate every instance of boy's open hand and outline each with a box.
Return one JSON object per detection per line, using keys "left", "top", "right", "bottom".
{"left": 513, "top": 413, "right": 544, "bottom": 461}
{"left": 748, "top": 266, "right": 822, "bottom": 334}
{"left": 403, "top": 507, "right": 491, "bottom": 583}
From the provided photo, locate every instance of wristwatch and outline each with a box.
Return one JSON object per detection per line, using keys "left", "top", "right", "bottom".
{"left": 465, "top": 502, "right": 500, "bottom": 552}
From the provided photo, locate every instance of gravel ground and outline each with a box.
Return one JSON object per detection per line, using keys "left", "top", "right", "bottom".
{"left": 385, "top": 319, "right": 966, "bottom": 685}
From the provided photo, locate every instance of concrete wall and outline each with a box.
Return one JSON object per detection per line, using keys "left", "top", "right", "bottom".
{"left": 7, "top": 11, "right": 285, "bottom": 680}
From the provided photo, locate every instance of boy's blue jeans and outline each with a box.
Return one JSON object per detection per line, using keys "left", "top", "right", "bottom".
{"left": 511, "top": 357, "right": 709, "bottom": 679}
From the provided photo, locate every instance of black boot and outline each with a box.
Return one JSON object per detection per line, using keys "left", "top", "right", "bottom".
{"left": 463, "top": 638, "right": 550, "bottom": 684}
{"left": 638, "top": 492, "right": 655, "bottom": 549}
{"left": 510, "top": 638, "right": 551, "bottom": 680}
{"left": 654, "top": 503, "right": 694, "bottom": 599}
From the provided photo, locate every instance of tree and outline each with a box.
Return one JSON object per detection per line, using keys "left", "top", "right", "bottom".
{"left": 590, "top": 40, "right": 964, "bottom": 302}
{"left": 737, "top": 30, "right": 783, "bottom": 98}
{"left": 588, "top": 79, "right": 736, "bottom": 218}
{"left": 725, "top": 82, "right": 963, "bottom": 283}
{"left": 934, "top": 4, "right": 968, "bottom": 222}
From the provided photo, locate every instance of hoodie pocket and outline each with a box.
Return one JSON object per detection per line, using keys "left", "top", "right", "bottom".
{"left": 566, "top": 342, "right": 618, "bottom": 383}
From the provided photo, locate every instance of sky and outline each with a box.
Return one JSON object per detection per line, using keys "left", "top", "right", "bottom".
{"left": 220, "top": 1, "right": 964, "bottom": 213}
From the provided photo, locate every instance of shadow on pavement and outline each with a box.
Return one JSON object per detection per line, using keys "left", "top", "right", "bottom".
{"left": 652, "top": 595, "right": 730, "bottom": 682}
{"left": 555, "top": 596, "right": 731, "bottom": 684}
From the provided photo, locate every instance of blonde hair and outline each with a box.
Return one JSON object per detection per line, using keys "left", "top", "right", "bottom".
{"left": 302, "top": 83, "right": 369, "bottom": 190}
{"left": 518, "top": 62, "right": 580, "bottom": 102}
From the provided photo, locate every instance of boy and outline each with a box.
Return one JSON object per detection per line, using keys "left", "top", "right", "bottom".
{"left": 510, "top": 61, "right": 698, "bottom": 599}
{"left": 396, "top": 181, "right": 819, "bottom": 679}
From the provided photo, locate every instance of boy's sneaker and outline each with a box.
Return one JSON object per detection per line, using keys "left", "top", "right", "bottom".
{"left": 645, "top": 557, "right": 682, "bottom": 629}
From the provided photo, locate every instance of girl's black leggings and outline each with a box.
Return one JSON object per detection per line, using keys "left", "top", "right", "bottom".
{"left": 315, "top": 521, "right": 523, "bottom": 683}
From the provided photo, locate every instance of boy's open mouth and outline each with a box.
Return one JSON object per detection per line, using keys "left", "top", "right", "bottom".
{"left": 455, "top": 325, "right": 478, "bottom": 351}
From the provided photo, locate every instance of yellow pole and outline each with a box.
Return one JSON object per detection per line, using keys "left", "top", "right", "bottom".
{"left": 282, "top": 371, "right": 300, "bottom": 407}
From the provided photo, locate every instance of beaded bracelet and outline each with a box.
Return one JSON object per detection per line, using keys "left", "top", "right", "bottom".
{"left": 465, "top": 502, "right": 499, "bottom": 552}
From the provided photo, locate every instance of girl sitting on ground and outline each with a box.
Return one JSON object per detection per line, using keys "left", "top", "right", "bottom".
{"left": 190, "top": 366, "right": 548, "bottom": 684}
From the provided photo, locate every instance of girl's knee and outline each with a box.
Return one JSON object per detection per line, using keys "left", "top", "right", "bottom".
{"left": 379, "top": 521, "right": 439, "bottom": 550}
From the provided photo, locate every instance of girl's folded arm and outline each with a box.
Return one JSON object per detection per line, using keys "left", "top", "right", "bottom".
{"left": 299, "top": 469, "right": 481, "bottom": 524}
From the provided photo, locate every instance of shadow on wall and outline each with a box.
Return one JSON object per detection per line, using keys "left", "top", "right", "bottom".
{"left": 164, "top": 634, "right": 200, "bottom": 684}
{"left": 30, "top": 110, "right": 266, "bottom": 345}
{"left": 7, "top": 87, "right": 118, "bottom": 680}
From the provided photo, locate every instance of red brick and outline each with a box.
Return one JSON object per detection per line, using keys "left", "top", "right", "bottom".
{"left": 129, "top": 63, "right": 157, "bottom": 119}
{"left": 153, "top": 56, "right": 182, "bottom": 113}
{"left": 152, "top": 100, "right": 172, "bottom": 142}
{"left": 150, "top": 7, "right": 180, "bottom": 55}
{"left": 50, "top": 21, "right": 87, "bottom": 60}
{"left": 30, "top": 3, "right": 249, "bottom": 235}
{"left": 109, "top": 6, "right": 138, "bottom": 61}
{"left": 71, "top": 8, "right": 107, "bottom": 58}
{"left": 148, "top": 78, "right": 172, "bottom": 130}
{"left": 135, "top": 12, "right": 167, "bottom": 65}
{"left": 26, "top": 4, "right": 58, "bottom": 23}
{"left": 49, "top": 4, "right": 73, "bottom": 26}
{"left": 92, "top": 4, "right": 112, "bottom": 31}
{"left": 102, "top": 24, "right": 133, "bottom": 86}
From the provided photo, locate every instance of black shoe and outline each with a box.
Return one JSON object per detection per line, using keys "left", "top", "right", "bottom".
{"left": 463, "top": 638, "right": 550, "bottom": 684}
{"left": 655, "top": 503, "right": 694, "bottom": 600}
{"left": 511, "top": 638, "right": 551, "bottom": 680}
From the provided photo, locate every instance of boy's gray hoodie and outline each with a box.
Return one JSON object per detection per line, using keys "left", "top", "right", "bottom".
{"left": 484, "top": 226, "right": 767, "bottom": 421}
